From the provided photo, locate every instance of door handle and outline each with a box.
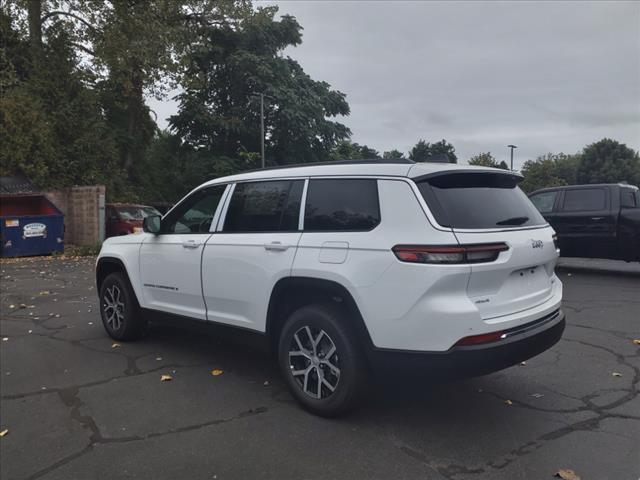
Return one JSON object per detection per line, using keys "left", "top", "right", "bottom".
{"left": 182, "top": 240, "right": 200, "bottom": 249}
{"left": 264, "top": 241, "right": 289, "bottom": 251}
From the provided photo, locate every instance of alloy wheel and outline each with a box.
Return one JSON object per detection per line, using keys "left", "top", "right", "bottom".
{"left": 103, "top": 284, "right": 125, "bottom": 331}
{"left": 288, "top": 326, "right": 341, "bottom": 399}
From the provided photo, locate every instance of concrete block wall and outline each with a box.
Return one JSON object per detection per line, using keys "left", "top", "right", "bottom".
{"left": 44, "top": 186, "right": 105, "bottom": 246}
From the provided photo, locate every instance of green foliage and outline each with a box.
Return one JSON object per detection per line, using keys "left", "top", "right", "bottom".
{"left": 409, "top": 139, "right": 457, "bottom": 163}
{"left": 0, "top": 12, "right": 129, "bottom": 197}
{"left": 468, "top": 152, "right": 498, "bottom": 167}
{"left": 171, "top": 5, "right": 350, "bottom": 166}
{"left": 134, "top": 130, "right": 260, "bottom": 202}
{"left": 519, "top": 141, "right": 639, "bottom": 193}
{"left": 576, "top": 138, "right": 640, "bottom": 186}
{"left": 383, "top": 149, "right": 405, "bottom": 160}
{"left": 519, "top": 153, "right": 581, "bottom": 193}
{"left": 329, "top": 140, "right": 380, "bottom": 160}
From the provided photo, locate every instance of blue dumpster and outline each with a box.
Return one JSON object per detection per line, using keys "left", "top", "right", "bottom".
{"left": 0, "top": 195, "right": 64, "bottom": 257}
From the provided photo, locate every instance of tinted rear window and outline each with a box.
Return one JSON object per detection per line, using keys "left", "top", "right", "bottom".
{"left": 417, "top": 173, "right": 546, "bottom": 229}
{"left": 562, "top": 188, "right": 606, "bottom": 211}
{"left": 304, "top": 179, "right": 380, "bottom": 231}
{"left": 223, "top": 180, "right": 303, "bottom": 232}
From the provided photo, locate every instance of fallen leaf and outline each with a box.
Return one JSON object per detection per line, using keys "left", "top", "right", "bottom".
{"left": 531, "top": 393, "right": 544, "bottom": 398}
{"left": 612, "top": 372, "right": 622, "bottom": 377}
{"left": 520, "top": 361, "right": 527, "bottom": 366}
{"left": 160, "top": 374, "right": 172, "bottom": 382}
{"left": 566, "top": 273, "right": 572, "bottom": 277}
{"left": 0, "top": 429, "right": 8, "bottom": 437}
{"left": 504, "top": 399, "right": 513, "bottom": 406}
{"left": 263, "top": 380, "right": 270, "bottom": 386}
{"left": 18, "top": 303, "right": 26, "bottom": 309}
{"left": 2, "top": 337, "right": 8, "bottom": 342}
{"left": 633, "top": 339, "right": 640, "bottom": 345}
{"left": 111, "top": 343, "right": 121, "bottom": 349}
{"left": 555, "top": 469, "right": 581, "bottom": 480}
{"left": 155, "top": 357, "right": 162, "bottom": 361}
{"left": 211, "top": 369, "right": 224, "bottom": 376}
{"left": 8, "top": 304, "right": 15, "bottom": 309}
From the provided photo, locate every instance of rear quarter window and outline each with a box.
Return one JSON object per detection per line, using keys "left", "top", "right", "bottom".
{"left": 417, "top": 172, "right": 547, "bottom": 229}
{"left": 304, "top": 179, "right": 380, "bottom": 231}
{"left": 562, "top": 188, "right": 607, "bottom": 211}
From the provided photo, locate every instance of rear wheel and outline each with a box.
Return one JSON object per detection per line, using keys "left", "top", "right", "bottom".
{"left": 99, "top": 272, "right": 146, "bottom": 341}
{"left": 278, "top": 304, "right": 368, "bottom": 417}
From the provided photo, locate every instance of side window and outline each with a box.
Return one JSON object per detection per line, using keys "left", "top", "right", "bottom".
{"left": 162, "top": 185, "right": 226, "bottom": 234}
{"left": 529, "top": 191, "right": 557, "bottom": 214}
{"left": 304, "top": 179, "right": 380, "bottom": 231}
{"left": 621, "top": 189, "right": 638, "bottom": 208}
{"left": 562, "top": 188, "right": 606, "bottom": 212}
{"left": 223, "top": 180, "right": 303, "bottom": 233}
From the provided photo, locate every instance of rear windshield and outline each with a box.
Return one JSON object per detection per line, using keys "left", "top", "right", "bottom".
{"left": 417, "top": 172, "right": 547, "bottom": 229}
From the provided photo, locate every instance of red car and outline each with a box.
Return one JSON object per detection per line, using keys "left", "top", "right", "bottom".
{"left": 105, "top": 203, "right": 161, "bottom": 238}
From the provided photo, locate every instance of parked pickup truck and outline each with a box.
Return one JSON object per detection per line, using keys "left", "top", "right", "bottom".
{"left": 529, "top": 184, "right": 640, "bottom": 262}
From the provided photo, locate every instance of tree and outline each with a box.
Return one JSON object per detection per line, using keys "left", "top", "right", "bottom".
{"left": 171, "top": 5, "right": 350, "bottom": 166}
{"left": 518, "top": 152, "right": 581, "bottom": 193}
{"left": 576, "top": 138, "right": 640, "bottom": 185}
{"left": 409, "top": 139, "right": 457, "bottom": 163}
{"left": 13, "top": 0, "right": 222, "bottom": 176}
{"left": 329, "top": 140, "right": 379, "bottom": 160}
{"left": 468, "top": 152, "right": 498, "bottom": 167}
{"left": 383, "top": 149, "right": 405, "bottom": 160}
{"left": 359, "top": 145, "right": 381, "bottom": 159}
{"left": 0, "top": 9, "right": 126, "bottom": 195}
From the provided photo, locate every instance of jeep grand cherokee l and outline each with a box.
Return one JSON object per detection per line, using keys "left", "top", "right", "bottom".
{"left": 96, "top": 160, "right": 565, "bottom": 416}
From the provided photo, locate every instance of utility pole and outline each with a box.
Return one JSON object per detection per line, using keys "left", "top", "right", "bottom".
{"left": 507, "top": 144, "right": 517, "bottom": 170}
{"left": 251, "top": 92, "right": 274, "bottom": 169}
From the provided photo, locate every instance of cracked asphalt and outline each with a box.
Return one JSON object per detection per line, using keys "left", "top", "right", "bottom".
{"left": 1, "top": 256, "right": 638, "bottom": 480}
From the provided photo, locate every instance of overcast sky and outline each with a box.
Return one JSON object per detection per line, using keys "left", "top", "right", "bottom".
{"left": 149, "top": 0, "right": 640, "bottom": 170}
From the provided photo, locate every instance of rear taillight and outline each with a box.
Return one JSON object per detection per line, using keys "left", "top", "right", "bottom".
{"left": 392, "top": 243, "right": 509, "bottom": 264}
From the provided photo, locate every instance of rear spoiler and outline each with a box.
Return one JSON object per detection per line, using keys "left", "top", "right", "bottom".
{"left": 410, "top": 168, "right": 523, "bottom": 184}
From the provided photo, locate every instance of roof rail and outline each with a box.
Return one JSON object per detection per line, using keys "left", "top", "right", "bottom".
{"left": 241, "top": 157, "right": 415, "bottom": 174}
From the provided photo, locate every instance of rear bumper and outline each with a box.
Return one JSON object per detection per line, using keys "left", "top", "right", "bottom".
{"left": 367, "top": 309, "right": 565, "bottom": 379}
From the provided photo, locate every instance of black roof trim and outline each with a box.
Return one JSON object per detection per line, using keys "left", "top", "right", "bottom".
{"left": 240, "top": 158, "right": 415, "bottom": 174}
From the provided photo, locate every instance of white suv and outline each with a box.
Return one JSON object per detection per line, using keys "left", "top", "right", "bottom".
{"left": 96, "top": 160, "right": 564, "bottom": 416}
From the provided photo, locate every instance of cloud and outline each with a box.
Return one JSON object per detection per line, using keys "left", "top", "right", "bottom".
{"left": 150, "top": 1, "right": 640, "bottom": 169}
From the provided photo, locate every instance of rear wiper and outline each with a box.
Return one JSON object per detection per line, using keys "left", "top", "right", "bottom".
{"left": 496, "top": 216, "right": 529, "bottom": 226}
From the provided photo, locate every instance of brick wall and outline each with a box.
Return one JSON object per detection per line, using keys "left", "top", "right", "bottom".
{"left": 44, "top": 186, "right": 105, "bottom": 246}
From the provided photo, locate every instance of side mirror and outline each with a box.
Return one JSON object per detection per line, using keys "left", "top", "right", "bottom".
{"left": 143, "top": 214, "right": 161, "bottom": 234}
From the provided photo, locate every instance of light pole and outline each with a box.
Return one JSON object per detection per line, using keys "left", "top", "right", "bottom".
{"left": 251, "top": 92, "right": 274, "bottom": 169}
{"left": 507, "top": 144, "right": 517, "bottom": 170}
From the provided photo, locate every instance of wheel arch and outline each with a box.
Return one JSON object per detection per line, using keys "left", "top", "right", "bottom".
{"left": 265, "top": 276, "right": 374, "bottom": 353}
{"left": 96, "top": 257, "right": 132, "bottom": 292}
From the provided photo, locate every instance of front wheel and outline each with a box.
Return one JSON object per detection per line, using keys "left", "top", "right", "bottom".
{"left": 99, "top": 272, "right": 146, "bottom": 341}
{"left": 278, "top": 304, "right": 368, "bottom": 417}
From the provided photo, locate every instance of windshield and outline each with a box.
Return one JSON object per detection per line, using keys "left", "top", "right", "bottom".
{"left": 116, "top": 206, "right": 160, "bottom": 221}
{"left": 417, "top": 172, "right": 547, "bottom": 229}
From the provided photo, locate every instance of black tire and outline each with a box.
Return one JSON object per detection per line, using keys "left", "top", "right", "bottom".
{"left": 99, "top": 272, "right": 146, "bottom": 341}
{"left": 278, "top": 303, "right": 368, "bottom": 417}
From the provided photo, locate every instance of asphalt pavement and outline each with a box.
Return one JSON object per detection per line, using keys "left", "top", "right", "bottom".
{"left": 1, "top": 256, "right": 638, "bottom": 480}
